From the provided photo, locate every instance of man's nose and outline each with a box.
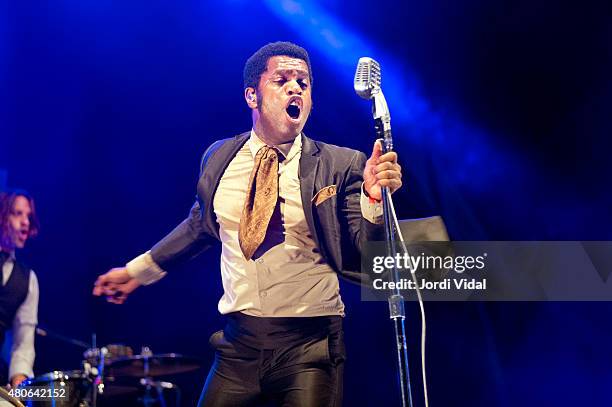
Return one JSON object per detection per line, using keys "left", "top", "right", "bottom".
{"left": 21, "top": 216, "right": 29, "bottom": 227}
{"left": 286, "top": 81, "right": 302, "bottom": 95}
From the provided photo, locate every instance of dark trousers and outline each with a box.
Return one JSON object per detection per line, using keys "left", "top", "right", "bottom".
{"left": 198, "top": 313, "right": 345, "bottom": 407}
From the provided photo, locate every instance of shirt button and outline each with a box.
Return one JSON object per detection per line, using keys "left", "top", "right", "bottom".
{"left": 260, "top": 291, "right": 267, "bottom": 298}
{"left": 257, "top": 258, "right": 264, "bottom": 264}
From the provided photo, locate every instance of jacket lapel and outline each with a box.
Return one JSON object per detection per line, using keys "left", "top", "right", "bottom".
{"left": 199, "top": 132, "right": 250, "bottom": 239}
{"left": 200, "top": 132, "right": 323, "bottom": 246}
{"left": 299, "top": 134, "right": 322, "bottom": 250}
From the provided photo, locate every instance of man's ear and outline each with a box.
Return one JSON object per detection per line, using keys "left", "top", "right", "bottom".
{"left": 245, "top": 87, "right": 258, "bottom": 109}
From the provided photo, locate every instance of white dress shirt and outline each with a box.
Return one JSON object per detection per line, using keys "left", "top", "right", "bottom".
{"left": 127, "top": 131, "right": 382, "bottom": 317}
{"left": 2, "top": 253, "right": 38, "bottom": 380}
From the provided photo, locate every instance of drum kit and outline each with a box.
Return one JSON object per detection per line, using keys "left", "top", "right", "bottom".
{"left": 9, "top": 329, "right": 204, "bottom": 407}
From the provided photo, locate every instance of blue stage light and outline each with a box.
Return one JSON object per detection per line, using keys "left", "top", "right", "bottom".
{"left": 262, "top": 0, "right": 520, "bottom": 192}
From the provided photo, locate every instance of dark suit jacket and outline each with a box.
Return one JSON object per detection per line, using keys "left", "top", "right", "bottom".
{"left": 149, "top": 132, "right": 383, "bottom": 285}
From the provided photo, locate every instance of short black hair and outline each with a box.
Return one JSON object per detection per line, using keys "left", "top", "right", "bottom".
{"left": 243, "top": 41, "right": 313, "bottom": 90}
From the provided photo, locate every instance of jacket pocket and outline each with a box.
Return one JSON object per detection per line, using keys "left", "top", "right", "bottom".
{"left": 312, "top": 185, "right": 337, "bottom": 207}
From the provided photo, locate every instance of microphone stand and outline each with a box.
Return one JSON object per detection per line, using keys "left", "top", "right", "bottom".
{"left": 372, "top": 93, "right": 414, "bottom": 407}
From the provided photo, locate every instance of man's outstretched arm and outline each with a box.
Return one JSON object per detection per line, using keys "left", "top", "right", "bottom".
{"left": 92, "top": 198, "right": 217, "bottom": 304}
{"left": 93, "top": 139, "right": 227, "bottom": 304}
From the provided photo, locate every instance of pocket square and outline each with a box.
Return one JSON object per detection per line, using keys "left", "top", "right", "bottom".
{"left": 312, "top": 185, "right": 337, "bottom": 206}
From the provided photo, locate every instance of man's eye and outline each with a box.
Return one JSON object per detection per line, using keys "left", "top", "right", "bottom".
{"left": 298, "top": 80, "right": 308, "bottom": 89}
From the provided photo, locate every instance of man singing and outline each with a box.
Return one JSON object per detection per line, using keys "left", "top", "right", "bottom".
{"left": 0, "top": 190, "right": 39, "bottom": 388}
{"left": 93, "top": 41, "right": 402, "bottom": 406}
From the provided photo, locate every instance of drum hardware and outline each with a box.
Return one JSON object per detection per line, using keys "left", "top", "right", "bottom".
{"left": 35, "top": 326, "right": 90, "bottom": 350}
{"left": 108, "top": 347, "right": 192, "bottom": 407}
{"left": 108, "top": 352, "right": 204, "bottom": 378}
{"left": 139, "top": 377, "right": 181, "bottom": 407}
{"left": 92, "top": 345, "right": 106, "bottom": 406}
{"left": 29, "top": 327, "right": 202, "bottom": 406}
{"left": 20, "top": 370, "right": 90, "bottom": 407}
{"left": 83, "top": 344, "right": 134, "bottom": 367}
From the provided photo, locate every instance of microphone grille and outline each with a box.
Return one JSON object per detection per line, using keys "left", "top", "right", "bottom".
{"left": 354, "top": 57, "right": 381, "bottom": 99}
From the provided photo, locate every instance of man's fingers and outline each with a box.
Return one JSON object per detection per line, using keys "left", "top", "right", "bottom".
{"left": 93, "top": 267, "right": 133, "bottom": 298}
{"left": 376, "top": 170, "right": 402, "bottom": 180}
{"left": 106, "top": 295, "right": 126, "bottom": 304}
{"left": 378, "top": 179, "right": 402, "bottom": 190}
{"left": 105, "top": 287, "right": 126, "bottom": 303}
{"left": 93, "top": 280, "right": 120, "bottom": 297}
{"left": 97, "top": 284, "right": 117, "bottom": 296}
{"left": 375, "top": 161, "right": 401, "bottom": 173}
{"left": 364, "top": 141, "right": 403, "bottom": 197}
{"left": 104, "top": 287, "right": 118, "bottom": 296}
{"left": 375, "top": 162, "right": 394, "bottom": 172}
{"left": 93, "top": 275, "right": 109, "bottom": 296}
{"left": 369, "top": 140, "right": 383, "bottom": 162}
{"left": 378, "top": 151, "right": 398, "bottom": 164}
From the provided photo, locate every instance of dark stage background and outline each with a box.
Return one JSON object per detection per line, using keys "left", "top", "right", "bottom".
{"left": 1, "top": 0, "right": 612, "bottom": 405}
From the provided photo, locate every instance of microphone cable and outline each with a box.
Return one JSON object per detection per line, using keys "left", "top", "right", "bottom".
{"left": 386, "top": 188, "right": 429, "bottom": 407}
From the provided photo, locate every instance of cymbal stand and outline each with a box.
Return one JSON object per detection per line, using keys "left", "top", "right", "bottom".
{"left": 82, "top": 334, "right": 107, "bottom": 407}
{"left": 138, "top": 347, "right": 180, "bottom": 407}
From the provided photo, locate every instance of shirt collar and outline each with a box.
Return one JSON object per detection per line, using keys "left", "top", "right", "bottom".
{"left": 0, "top": 247, "right": 15, "bottom": 261}
{"left": 248, "top": 129, "right": 302, "bottom": 163}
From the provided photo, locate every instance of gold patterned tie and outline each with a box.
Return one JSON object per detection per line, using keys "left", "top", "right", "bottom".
{"left": 239, "top": 146, "right": 279, "bottom": 260}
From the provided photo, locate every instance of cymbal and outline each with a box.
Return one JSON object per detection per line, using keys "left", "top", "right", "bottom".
{"left": 108, "top": 353, "right": 204, "bottom": 378}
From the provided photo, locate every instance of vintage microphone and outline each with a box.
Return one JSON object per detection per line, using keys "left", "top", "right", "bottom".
{"left": 354, "top": 57, "right": 414, "bottom": 407}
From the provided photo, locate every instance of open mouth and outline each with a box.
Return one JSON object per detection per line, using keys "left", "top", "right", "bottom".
{"left": 285, "top": 97, "right": 303, "bottom": 120}
{"left": 286, "top": 104, "right": 300, "bottom": 119}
